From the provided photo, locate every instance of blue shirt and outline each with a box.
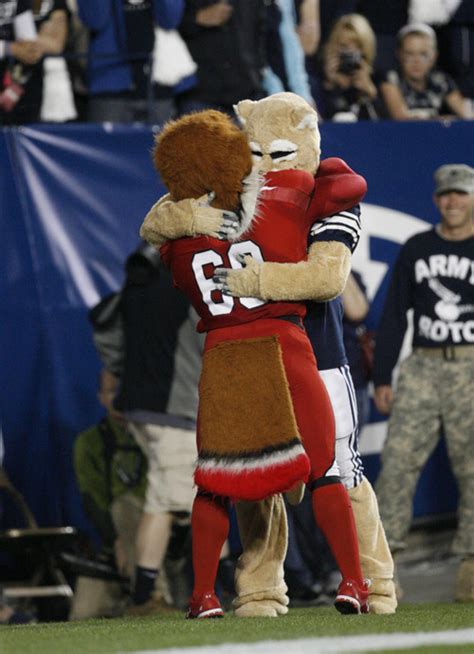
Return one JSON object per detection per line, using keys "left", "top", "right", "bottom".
{"left": 305, "top": 297, "right": 348, "bottom": 371}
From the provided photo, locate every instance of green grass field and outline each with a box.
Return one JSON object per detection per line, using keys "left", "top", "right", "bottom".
{"left": 1, "top": 604, "right": 473, "bottom": 654}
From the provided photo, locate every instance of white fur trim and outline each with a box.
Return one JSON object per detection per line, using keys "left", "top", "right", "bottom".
{"left": 269, "top": 139, "right": 297, "bottom": 153}
{"left": 297, "top": 113, "right": 318, "bottom": 131}
{"left": 197, "top": 442, "right": 306, "bottom": 473}
{"left": 231, "top": 169, "right": 264, "bottom": 241}
{"left": 233, "top": 104, "right": 245, "bottom": 124}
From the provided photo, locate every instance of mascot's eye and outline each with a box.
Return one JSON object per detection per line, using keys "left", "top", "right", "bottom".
{"left": 270, "top": 150, "right": 295, "bottom": 160}
{"left": 251, "top": 149, "right": 263, "bottom": 157}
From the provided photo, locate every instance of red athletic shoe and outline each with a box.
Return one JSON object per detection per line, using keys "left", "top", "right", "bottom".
{"left": 186, "top": 592, "right": 224, "bottom": 619}
{"left": 334, "top": 578, "right": 370, "bottom": 614}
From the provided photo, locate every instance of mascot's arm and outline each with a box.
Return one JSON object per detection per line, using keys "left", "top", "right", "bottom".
{"left": 213, "top": 165, "right": 365, "bottom": 302}
{"left": 213, "top": 203, "right": 362, "bottom": 302}
{"left": 309, "top": 157, "right": 367, "bottom": 219}
{"left": 140, "top": 193, "right": 228, "bottom": 246}
{"left": 214, "top": 241, "right": 351, "bottom": 302}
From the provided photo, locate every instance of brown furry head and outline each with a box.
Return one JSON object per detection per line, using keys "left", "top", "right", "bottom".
{"left": 153, "top": 110, "right": 252, "bottom": 211}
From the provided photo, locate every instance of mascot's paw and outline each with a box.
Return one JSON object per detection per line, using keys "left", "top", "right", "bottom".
{"left": 266, "top": 599, "right": 289, "bottom": 615}
{"left": 191, "top": 194, "right": 233, "bottom": 238}
{"left": 140, "top": 193, "right": 232, "bottom": 244}
{"left": 234, "top": 600, "right": 287, "bottom": 618}
{"left": 217, "top": 210, "right": 241, "bottom": 240}
{"left": 213, "top": 254, "right": 261, "bottom": 297}
{"left": 285, "top": 482, "right": 305, "bottom": 506}
{"left": 368, "top": 578, "right": 397, "bottom": 614}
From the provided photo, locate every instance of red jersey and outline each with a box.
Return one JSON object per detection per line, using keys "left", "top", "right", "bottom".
{"left": 161, "top": 169, "right": 316, "bottom": 332}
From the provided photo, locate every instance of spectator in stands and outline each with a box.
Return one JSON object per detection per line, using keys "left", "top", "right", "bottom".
{"left": 373, "top": 163, "right": 474, "bottom": 602}
{"left": 177, "top": 0, "right": 267, "bottom": 116}
{"left": 342, "top": 271, "right": 371, "bottom": 430}
{"left": 63, "top": 0, "right": 89, "bottom": 121}
{"left": 0, "top": 0, "right": 75, "bottom": 125}
{"left": 263, "top": 0, "right": 314, "bottom": 105}
{"left": 76, "top": 1, "right": 194, "bottom": 124}
{"left": 379, "top": 23, "right": 468, "bottom": 120}
{"left": 317, "top": 13, "right": 380, "bottom": 121}
{"left": 294, "top": 0, "right": 320, "bottom": 57}
{"left": 306, "top": 0, "right": 408, "bottom": 72}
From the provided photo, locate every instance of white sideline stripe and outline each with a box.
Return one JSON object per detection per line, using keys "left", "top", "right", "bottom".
{"left": 126, "top": 628, "right": 474, "bottom": 654}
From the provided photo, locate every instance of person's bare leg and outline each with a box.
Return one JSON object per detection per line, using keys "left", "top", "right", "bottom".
{"left": 132, "top": 511, "right": 172, "bottom": 605}
{"left": 136, "top": 512, "right": 172, "bottom": 568}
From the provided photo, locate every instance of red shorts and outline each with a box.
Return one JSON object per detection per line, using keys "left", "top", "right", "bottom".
{"left": 204, "top": 318, "right": 336, "bottom": 482}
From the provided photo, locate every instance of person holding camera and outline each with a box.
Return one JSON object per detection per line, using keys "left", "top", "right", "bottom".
{"left": 317, "top": 13, "right": 380, "bottom": 121}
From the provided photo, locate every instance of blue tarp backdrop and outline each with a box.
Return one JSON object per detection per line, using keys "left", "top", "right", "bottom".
{"left": 1, "top": 120, "right": 473, "bottom": 534}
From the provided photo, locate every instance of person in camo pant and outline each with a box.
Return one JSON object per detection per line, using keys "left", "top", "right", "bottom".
{"left": 372, "top": 163, "right": 474, "bottom": 602}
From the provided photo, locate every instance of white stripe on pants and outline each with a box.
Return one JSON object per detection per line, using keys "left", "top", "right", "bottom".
{"left": 319, "top": 365, "right": 364, "bottom": 489}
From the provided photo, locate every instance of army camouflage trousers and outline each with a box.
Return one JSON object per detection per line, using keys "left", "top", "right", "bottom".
{"left": 375, "top": 351, "right": 474, "bottom": 556}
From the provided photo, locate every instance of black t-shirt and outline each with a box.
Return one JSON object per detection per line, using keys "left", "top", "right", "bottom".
{"left": 373, "top": 228, "right": 474, "bottom": 386}
{"left": 0, "top": 0, "right": 68, "bottom": 125}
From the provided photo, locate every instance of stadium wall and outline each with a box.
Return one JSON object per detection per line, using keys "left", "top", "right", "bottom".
{"left": 1, "top": 120, "right": 472, "bottom": 532}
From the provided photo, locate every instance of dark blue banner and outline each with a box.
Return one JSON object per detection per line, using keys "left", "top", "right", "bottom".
{"left": 1, "top": 120, "right": 472, "bottom": 531}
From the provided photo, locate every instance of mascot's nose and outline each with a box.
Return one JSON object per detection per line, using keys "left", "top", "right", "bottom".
{"left": 260, "top": 154, "right": 273, "bottom": 171}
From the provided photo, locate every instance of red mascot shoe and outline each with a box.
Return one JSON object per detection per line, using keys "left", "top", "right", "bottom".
{"left": 334, "top": 579, "right": 370, "bottom": 614}
{"left": 186, "top": 592, "right": 224, "bottom": 619}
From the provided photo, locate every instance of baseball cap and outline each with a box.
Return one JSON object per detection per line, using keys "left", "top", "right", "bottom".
{"left": 434, "top": 164, "right": 474, "bottom": 195}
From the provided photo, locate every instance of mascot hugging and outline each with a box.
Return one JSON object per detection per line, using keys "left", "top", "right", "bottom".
{"left": 141, "top": 93, "right": 396, "bottom": 618}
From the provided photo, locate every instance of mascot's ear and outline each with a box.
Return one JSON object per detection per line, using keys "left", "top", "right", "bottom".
{"left": 292, "top": 105, "right": 319, "bottom": 132}
{"left": 234, "top": 99, "right": 256, "bottom": 126}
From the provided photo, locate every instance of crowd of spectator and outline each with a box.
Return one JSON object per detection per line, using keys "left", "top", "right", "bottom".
{"left": 1, "top": 0, "right": 473, "bottom": 126}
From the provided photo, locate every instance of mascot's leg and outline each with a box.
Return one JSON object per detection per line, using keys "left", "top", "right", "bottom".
{"left": 308, "top": 478, "right": 366, "bottom": 586}
{"left": 187, "top": 490, "right": 229, "bottom": 618}
{"left": 323, "top": 365, "right": 397, "bottom": 614}
{"left": 233, "top": 496, "right": 289, "bottom": 617}
{"left": 348, "top": 477, "right": 397, "bottom": 614}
